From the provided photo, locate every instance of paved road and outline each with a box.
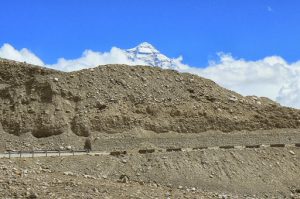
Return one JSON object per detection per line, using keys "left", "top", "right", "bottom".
{"left": 0, "top": 151, "right": 109, "bottom": 159}
{"left": 0, "top": 142, "right": 299, "bottom": 159}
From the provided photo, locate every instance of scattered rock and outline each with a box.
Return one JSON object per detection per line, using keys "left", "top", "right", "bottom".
{"left": 63, "top": 171, "right": 74, "bottom": 176}
{"left": 218, "top": 194, "right": 228, "bottom": 199}
{"left": 83, "top": 174, "right": 96, "bottom": 179}
{"left": 27, "top": 192, "right": 38, "bottom": 199}
{"left": 289, "top": 150, "right": 296, "bottom": 155}
{"left": 119, "top": 174, "right": 129, "bottom": 183}
{"left": 228, "top": 95, "right": 238, "bottom": 102}
{"left": 102, "top": 175, "right": 108, "bottom": 179}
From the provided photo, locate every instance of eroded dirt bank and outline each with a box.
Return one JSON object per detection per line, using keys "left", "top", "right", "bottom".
{"left": 1, "top": 58, "right": 300, "bottom": 139}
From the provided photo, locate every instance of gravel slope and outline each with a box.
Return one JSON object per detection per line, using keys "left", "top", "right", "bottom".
{"left": 0, "top": 147, "right": 299, "bottom": 198}
{"left": 1, "top": 58, "right": 300, "bottom": 139}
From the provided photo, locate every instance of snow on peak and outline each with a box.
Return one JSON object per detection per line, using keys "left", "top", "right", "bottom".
{"left": 127, "top": 42, "right": 159, "bottom": 54}
{"left": 137, "top": 42, "right": 156, "bottom": 49}
{"left": 125, "top": 42, "right": 186, "bottom": 69}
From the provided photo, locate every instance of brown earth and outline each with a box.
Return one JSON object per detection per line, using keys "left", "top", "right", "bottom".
{"left": 1, "top": 58, "right": 300, "bottom": 198}
{"left": 0, "top": 147, "right": 300, "bottom": 198}
{"left": 0, "top": 58, "right": 300, "bottom": 140}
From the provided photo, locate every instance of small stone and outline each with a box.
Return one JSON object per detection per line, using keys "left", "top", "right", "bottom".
{"left": 218, "top": 194, "right": 228, "bottom": 199}
{"left": 119, "top": 175, "right": 129, "bottom": 183}
{"left": 66, "top": 146, "right": 72, "bottom": 150}
{"left": 53, "top": 77, "right": 59, "bottom": 82}
{"left": 27, "top": 192, "right": 38, "bottom": 199}
{"left": 92, "top": 187, "right": 99, "bottom": 193}
{"left": 102, "top": 175, "right": 107, "bottom": 179}
{"left": 63, "top": 171, "right": 74, "bottom": 176}
{"left": 139, "top": 181, "right": 145, "bottom": 185}
{"left": 178, "top": 185, "right": 183, "bottom": 189}
{"left": 83, "top": 174, "right": 96, "bottom": 179}
{"left": 289, "top": 150, "right": 295, "bottom": 155}
{"left": 122, "top": 159, "right": 127, "bottom": 163}
{"left": 191, "top": 187, "right": 196, "bottom": 191}
{"left": 228, "top": 96, "right": 238, "bottom": 102}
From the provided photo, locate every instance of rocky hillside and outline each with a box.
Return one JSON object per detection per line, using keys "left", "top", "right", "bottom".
{"left": 0, "top": 58, "right": 300, "bottom": 138}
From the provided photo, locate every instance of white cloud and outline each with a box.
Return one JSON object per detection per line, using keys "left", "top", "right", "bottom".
{"left": 194, "top": 54, "right": 295, "bottom": 100}
{"left": 1, "top": 42, "right": 300, "bottom": 109}
{"left": 0, "top": 43, "right": 44, "bottom": 66}
{"left": 186, "top": 53, "right": 300, "bottom": 108}
{"left": 277, "top": 78, "right": 300, "bottom": 108}
{"left": 48, "top": 47, "right": 147, "bottom": 71}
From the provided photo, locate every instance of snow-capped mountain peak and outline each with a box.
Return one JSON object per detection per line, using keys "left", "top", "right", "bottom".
{"left": 125, "top": 42, "right": 187, "bottom": 70}
{"left": 127, "top": 42, "right": 159, "bottom": 54}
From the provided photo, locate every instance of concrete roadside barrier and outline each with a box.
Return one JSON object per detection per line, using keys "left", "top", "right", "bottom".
{"left": 270, "top": 144, "right": 285, "bottom": 148}
{"left": 110, "top": 151, "right": 127, "bottom": 156}
{"left": 245, "top": 145, "right": 261, "bottom": 148}
{"left": 138, "top": 149, "right": 155, "bottom": 154}
{"left": 166, "top": 148, "right": 182, "bottom": 152}
{"left": 219, "top": 145, "right": 235, "bottom": 149}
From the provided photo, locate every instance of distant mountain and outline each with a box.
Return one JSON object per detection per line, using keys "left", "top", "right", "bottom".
{"left": 125, "top": 42, "right": 187, "bottom": 70}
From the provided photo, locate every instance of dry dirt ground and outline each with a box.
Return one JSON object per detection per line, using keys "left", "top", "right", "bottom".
{"left": 0, "top": 146, "right": 300, "bottom": 199}
{"left": 1, "top": 59, "right": 300, "bottom": 198}
{"left": 1, "top": 129, "right": 300, "bottom": 198}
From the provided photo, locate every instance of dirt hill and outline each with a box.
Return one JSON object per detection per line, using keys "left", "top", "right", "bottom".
{"left": 0, "top": 58, "right": 300, "bottom": 138}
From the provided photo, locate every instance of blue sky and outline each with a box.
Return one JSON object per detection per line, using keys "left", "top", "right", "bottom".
{"left": 1, "top": 0, "right": 300, "bottom": 66}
